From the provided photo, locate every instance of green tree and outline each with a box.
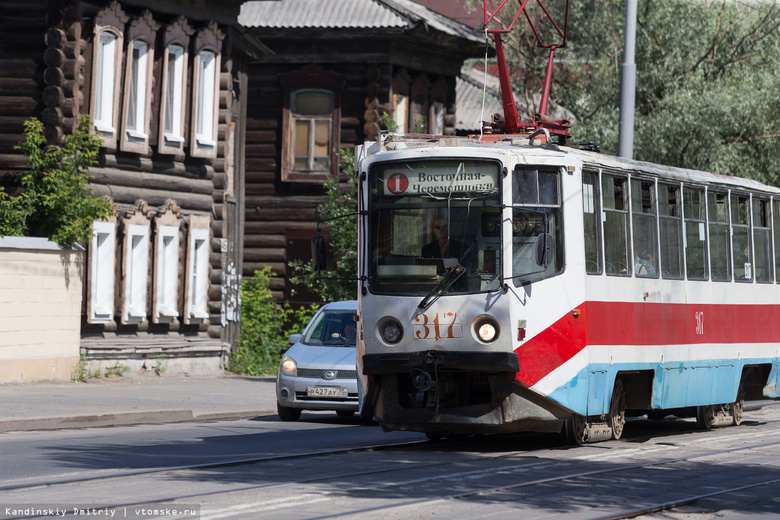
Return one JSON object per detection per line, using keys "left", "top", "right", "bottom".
{"left": 230, "top": 266, "right": 319, "bottom": 376}
{"left": 288, "top": 149, "right": 359, "bottom": 302}
{"left": 474, "top": 0, "right": 780, "bottom": 184}
{"left": 0, "top": 116, "right": 115, "bottom": 246}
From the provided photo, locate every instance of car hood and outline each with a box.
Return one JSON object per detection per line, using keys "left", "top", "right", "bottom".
{"left": 283, "top": 344, "right": 356, "bottom": 370}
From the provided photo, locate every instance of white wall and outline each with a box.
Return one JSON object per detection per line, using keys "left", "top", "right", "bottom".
{"left": 0, "top": 238, "right": 83, "bottom": 383}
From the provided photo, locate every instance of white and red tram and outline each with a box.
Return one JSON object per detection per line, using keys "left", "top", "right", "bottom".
{"left": 354, "top": 136, "right": 780, "bottom": 442}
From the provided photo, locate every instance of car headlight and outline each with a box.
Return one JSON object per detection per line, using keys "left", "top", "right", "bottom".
{"left": 474, "top": 316, "right": 499, "bottom": 343}
{"left": 280, "top": 355, "right": 297, "bottom": 377}
{"left": 380, "top": 320, "right": 403, "bottom": 344}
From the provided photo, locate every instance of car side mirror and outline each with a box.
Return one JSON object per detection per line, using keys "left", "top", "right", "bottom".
{"left": 536, "top": 233, "right": 553, "bottom": 268}
{"left": 311, "top": 236, "right": 327, "bottom": 272}
{"left": 288, "top": 334, "right": 302, "bottom": 345}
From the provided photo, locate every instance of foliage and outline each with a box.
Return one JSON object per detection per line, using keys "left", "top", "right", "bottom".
{"left": 0, "top": 116, "right": 115, "bottom": 246}
{"left": 72, "top": 354, "right": 90, "bottom": 383}
{"left": 230, "top": 266, "right": 319, "bottom": 376}
{"left": 288, "top": 149, "right": 359, "bottom": 302}
{"left": 473, "top": 0, "right": 780, "bottom": 185}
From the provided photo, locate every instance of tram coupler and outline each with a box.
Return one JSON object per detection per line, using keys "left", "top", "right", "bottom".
{"left": 585, "top": 422, "right": 612, "bottom": 443}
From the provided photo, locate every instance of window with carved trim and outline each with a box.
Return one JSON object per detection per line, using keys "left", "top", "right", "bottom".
{"left": 190, "top": 22, "right": 223, "bottom": 159}
{"left": 158, "top": 17, "right": 193, "bottom": 156}
{"left": 89, "top": 220, "right": 116, "bottom": 323}
{"left": 186, "top": 227, "right": 210, "bottom": 321}
{"left": 123, "top": 224, "right": 149, "bottom": 323}
{"left": 291, "top": 89, "right": 333, "bottom": 173}
{"left": 280, "top": 64, "right": 343, "bottom": 182}
{"left": 90, "top": 2, "right": 127, "bottom": 147}
{"left": 120, "top": 11, "right": 158, "bottom": 154}
{"left": 155, "top": 225, "right": 180, "bottom": 320}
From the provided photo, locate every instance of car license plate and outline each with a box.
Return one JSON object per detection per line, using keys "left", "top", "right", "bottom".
{"left": 307, "top": 386, "right": 348, "bottom": 398}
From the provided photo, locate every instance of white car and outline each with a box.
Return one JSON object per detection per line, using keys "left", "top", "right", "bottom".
{"left": 276, "top": 301, "right": 359, "bottom": 421}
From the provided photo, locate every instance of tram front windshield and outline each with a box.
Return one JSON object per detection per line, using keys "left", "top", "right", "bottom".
{"left": 369, "top": 159, "right": 503, "bottom": 295}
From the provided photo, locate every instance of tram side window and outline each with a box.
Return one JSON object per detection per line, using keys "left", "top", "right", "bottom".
{"left": 683, "top": 187, "right": 708, "bottom": 280}
{"left": 582, "top": 170, "right": 601, "bottom": 274}
{"left": 753, "top": 198, "right": 772, "bottom": 283}
{"left": 602, "top": 174, "right": 629, "bottom": 275}
{"left": 708, "top": 191, "right": 731, "bottom": 281}
{"left": 511, "top": 167, "right": 563, "bottom": 286}
{"left": 731, "top": 194, "right": 752, "bottom": 281}
{"left": 659, "top": 183, "right": 683, "bottom": 279}
{"left": 631, "top": 179, "right": 659, "bottom": 278}
{"left": 774, "top": 200, "right": 780, "bottom": 283}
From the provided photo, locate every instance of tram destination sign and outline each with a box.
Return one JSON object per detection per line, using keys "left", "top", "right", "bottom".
{"left": 383, "top": 162, "right": 498, "bottom": 196}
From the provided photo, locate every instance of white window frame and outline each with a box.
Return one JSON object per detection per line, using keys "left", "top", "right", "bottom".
{"left": 155, "top": 225, "right": 180, "bottom": 320}
{"left": 94, "top": 31, "right": 118, "bottom": 135}
{"left": 90, "top": 221, "right": 116, "bottom": 323}
{"left": 432, "top": 101, "right": 445, "bottom": 135}
{"left": 393, "top": 93, "right": 408, "bottom": 133}
{"left": 194, "top": 49, "right": 218, "bottom": 149}
{"left": 163, "top": 44, "right": 186, "bottom": 145}
{"left": 185, "top": 227, "right": 210, "bottom": 321}
{"left": 125, "top": 40, "right": 148, "bottom": 140}
{"left": 123, "top": 224, "right": 149, "bottom": 323}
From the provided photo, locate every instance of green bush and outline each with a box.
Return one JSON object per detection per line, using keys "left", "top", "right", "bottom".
{"left": 0, "top": 116, "right": 115, "bottom": 246}
{"left": 229, "top": 266, "right": 319, "bottom": 376}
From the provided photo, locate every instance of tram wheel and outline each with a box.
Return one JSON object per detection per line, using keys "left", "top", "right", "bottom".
{"left": 696, "top": 405, "right": 715, "bottom": 430}
{"left": 608, "top": 379, "right": 627, "bottom": 440}
{"left": 731, "top": 388, "right": 745, "bottom": 426}
{"left": 565, "top": 414, "right": 587, "bottom": 445}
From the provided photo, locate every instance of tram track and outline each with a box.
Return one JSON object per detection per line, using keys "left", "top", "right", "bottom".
{"left": 5, "top": 424, "right": 780, "bottom": 520}
{"left": 308, "top": 436, "right": 780, "bottom": 519}
{"left": 0, "top": 438, "right": 428, "bottom": 493}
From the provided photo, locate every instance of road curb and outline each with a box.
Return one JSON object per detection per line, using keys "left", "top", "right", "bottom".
{"left": 0, "top": 409, "right": 272, "bottom": 433}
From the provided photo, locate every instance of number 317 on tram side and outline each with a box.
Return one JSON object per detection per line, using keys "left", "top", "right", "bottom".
{"left": 352, "top": 137, "right": 780, "bottom": 443}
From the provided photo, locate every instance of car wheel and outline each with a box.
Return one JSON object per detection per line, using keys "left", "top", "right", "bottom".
{"left": 277, "top": 403, "right": 302, "bottom": 422}
{"left": 336, "top": 410, "right": 355, "bottom": 418}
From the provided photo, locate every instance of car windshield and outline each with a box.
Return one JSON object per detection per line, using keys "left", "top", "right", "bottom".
{"left": 301, "top": 309, "right": 357, "bottom": 347}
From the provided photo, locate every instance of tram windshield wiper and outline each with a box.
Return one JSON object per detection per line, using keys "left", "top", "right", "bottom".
{"left": 417, "top": 264, "right": 467, "bottom": 312}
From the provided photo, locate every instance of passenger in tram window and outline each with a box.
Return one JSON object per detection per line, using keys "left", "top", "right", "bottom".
{"left": 422, "top": 216, "right": 464, "bottom": 260}
{"left": 635, "top": 248, "right": 657, "bottom": 277}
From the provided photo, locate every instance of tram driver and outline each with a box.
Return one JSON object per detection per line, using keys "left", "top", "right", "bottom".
{"left": 421, "top": 216, "right": 464, "bottom": 260}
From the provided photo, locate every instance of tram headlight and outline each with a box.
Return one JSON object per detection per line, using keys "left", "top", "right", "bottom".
{"left": 473, "top": 316, "right": 500, "bottom": 343}
{"left": 280, "top": 355, "right": 297, "bottom": 377}
{"left": 380, "top": 320, "right": 403, "bottom": 344}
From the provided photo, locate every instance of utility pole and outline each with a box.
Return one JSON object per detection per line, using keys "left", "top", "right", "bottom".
{"left": 618, "top": 0, "right": 637, "bottom": 159}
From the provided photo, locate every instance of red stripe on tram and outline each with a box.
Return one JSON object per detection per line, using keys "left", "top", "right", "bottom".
{"left": 515, "top": 301, "right": 780, "bottom": 388}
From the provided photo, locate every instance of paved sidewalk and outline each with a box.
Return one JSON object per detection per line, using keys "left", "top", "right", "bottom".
{"left": 0, "top": 374, "right": 278, "bottom": 433}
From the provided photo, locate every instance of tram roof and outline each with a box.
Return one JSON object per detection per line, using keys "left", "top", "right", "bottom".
{"left": 364, "top": 137, "right": 780, "bottom": 196}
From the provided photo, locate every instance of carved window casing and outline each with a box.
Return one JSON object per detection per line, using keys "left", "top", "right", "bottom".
{"left": 190, "top": 22, "right": 223, "bottom": 159}
{"left": 280, "top": 64, "right": 344, "bottom": 183}
{"left": 121, "top": 204, "right": 152, "bottom": 324}
{"left": 430, "top": 78, "right": 448, "bottom": 135}
{"left": 410, "top": 75, "right": 430, "bottom": 133}
{"left": 158, "top": 17, "right": 193, "bottom": 157}
{"left": 391, "top": 69, "right": 411, "bottom": 133}
{"left": 153, "top": 202, "right": 183, "bottom": 323}
{"left": 90, "top": 2, "right": 128, "bottom": 147}
{"left": 119, "top": 11, "right": 158, "bottom": 154}
{"left": 88, "top": 219, "right": 118, "bottom": 324}
{"left": 184, "top": 216, "right": 211, "bottom": 323}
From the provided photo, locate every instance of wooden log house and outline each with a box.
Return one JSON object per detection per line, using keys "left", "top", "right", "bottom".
{"left": 238, "top": 0, "right": 487, "bottom": 303}
{"left": 0, "top": 0, "right": 269, "bottom": 375}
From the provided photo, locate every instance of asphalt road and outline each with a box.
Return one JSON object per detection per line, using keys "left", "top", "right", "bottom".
{"left": 2, "top": 405, "right": 780, "bottom": 520}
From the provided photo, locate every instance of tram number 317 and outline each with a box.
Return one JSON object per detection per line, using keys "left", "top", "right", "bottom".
{"left": 414, "top": 312, "right": 463, "bottom": 340}
{"left": 695, "top": 311, "right": 705, "bottom": 335}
